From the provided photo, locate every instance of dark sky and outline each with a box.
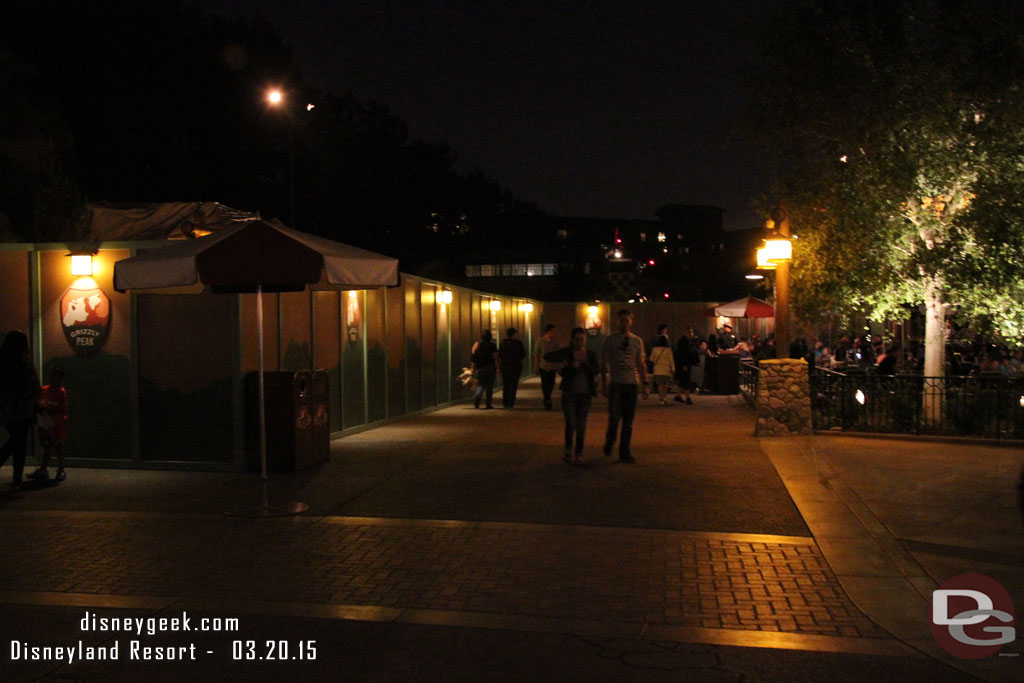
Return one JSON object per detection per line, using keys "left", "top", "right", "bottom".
{"left": 211, "top": 1, "right": 771, "bottom": 230}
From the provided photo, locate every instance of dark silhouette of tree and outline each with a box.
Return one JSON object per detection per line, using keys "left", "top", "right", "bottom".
{"left": 0, "top": 0, "right": 539, "bottom": 271}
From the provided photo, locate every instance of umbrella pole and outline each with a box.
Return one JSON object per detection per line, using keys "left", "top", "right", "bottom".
{"left": 258, "top": 284, "right": 269, "bottom": 506}
{"left": 224, "top": 284, "right": 308, "bottom": 517}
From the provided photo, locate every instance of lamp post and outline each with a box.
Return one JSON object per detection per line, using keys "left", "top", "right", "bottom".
{"left": 265, "top": 87, "right": 296, "bottom": 228}
{"left": 756, "top": 204, "right": 793, "bottom": 359}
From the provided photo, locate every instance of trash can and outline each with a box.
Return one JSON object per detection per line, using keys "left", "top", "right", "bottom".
{"left": 705, "top": 354, "right": 740, "bottom": 395}
{"left": 310, "top": 369, "right": 330, "bottom": 466}
{"left": 245, "top": 370, "right": 314, "bottom": 472}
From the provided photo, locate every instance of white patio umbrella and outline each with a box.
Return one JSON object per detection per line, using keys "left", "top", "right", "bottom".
{"left": 115, "top": 219, "right": 399, "bottom": 515}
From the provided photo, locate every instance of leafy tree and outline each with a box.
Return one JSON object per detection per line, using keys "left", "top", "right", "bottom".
{"left": 747, "top": 0, "right": 1024, "bottom": 389}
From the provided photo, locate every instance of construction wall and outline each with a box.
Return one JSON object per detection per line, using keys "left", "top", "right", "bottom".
{"left": 0, "top": 243, "right": 542, "bottom": 470}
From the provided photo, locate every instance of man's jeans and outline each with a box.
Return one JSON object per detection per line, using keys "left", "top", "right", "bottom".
{"left": 604, "top": 383, "right": 638, "bottom": 457}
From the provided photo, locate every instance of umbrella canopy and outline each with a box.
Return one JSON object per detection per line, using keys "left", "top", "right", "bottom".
{"left": 114, "top": 219, "right": 399, "bottom": 293}
{"left": 708, "top": 296, "right": 774, "bottom": 318}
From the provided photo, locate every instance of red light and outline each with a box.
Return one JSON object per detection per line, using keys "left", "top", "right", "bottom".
{"left": 663, "top": 293, "right": 670, "bottom": 299}
{"left": 648, "top": 259, "right": 655, "bottom": 266}
{"left": 615, "top": 238, "right": 622, "bottom": 244}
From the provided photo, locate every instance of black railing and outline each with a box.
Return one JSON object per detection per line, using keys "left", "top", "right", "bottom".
{"left": 810, "top": 367, "right": 1024, "bottom": 440}
{"left": 739, "top": 361, "right": 759, "bottom": 406}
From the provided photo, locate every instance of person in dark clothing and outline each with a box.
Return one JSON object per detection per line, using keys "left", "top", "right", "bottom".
{"left": 545, "top": 327, "right": 602, "bottom": 465}
{"left": 535, "top": 324, "right": 560, "bottom": 410}
{"left": 673, "top": 327, "right": 696, "bottom": 404}
{"left": 470, "top": 330, "right": 499, "bottom": 409}
{"left": 0, "top": 330, "right": 40, "bottom": 489}
{"left": 498, "top": 327, "right": 527, "bottom": 409}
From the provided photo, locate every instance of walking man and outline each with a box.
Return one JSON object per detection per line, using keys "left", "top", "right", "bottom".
{"left": 601, "top": 309, "right": 648, "bottom": 462}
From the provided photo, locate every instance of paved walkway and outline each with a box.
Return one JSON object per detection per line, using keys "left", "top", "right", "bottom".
{"left": 1, "top": 379, "right": 1022, "bottom": 681}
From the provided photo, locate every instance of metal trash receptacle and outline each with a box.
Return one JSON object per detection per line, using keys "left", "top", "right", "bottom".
{"left": 245, "top": 370, "right": 314, "bottom": 472}
{"left": 310, "top": 369, "right": 330, "bottom": 466}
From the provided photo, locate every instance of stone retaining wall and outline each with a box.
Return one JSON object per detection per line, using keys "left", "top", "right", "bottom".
{"left": 755, "top": 358, "right": 812, "bottom": 436}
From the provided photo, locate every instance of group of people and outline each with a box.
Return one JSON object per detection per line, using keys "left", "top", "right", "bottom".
{"left": 0, "top": 330, "right": 69, "bottom": 490}
{"left": 473, "top": 311, "right": 713, "bottom": 466}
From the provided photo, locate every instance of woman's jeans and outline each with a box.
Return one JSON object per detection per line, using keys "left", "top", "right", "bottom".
{"left": 0, "top": 418, "right": 33, "bottom": 485}
{"left": 561, "top": 393, "right": 593, "bottom": 454}
{"left": 474, "top": 365, "right": 496, "bottom": 407}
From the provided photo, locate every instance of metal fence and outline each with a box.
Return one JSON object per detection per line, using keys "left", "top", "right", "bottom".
{"left": 739, "top": 361, "right": 759, "bottom": 406}
{"left": 809, "top": 367, "right": 1024, "bottom": 440}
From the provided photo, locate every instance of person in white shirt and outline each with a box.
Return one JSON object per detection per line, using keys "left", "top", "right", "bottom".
{"left": 600, "top": 309, "right": 649, "bottom": 462}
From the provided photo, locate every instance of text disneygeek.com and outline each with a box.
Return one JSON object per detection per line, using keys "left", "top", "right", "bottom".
{"left": 7, "top": 611, "right": 317, "bottom": 663}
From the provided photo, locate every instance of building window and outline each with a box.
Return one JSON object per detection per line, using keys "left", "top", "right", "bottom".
{"left": 480, "top": 265, "right": 496, "bottom": 277}
{"left": 557, "top": 229, "right": 569, "bottom": 239}
{"left": 542, "top": 263, "right": 557, "bottom": 275}
{"left": 639, "top": 232, "right": 646, "bottom": 241}
{"left": 466, "top": 265, "right": 481, "bottom": 277}
{"left": 511, "top": 264, "right": 527, "bottom": 276}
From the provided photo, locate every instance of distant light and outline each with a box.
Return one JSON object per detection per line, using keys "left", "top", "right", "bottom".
{"left": 657, "top": 232, "right": 666, "bottom": 242}
{"left": 1019, "top": 395, "right": 1024, "bottom": 408}
{"left": 628, "top": 299, "right": 635, "bottom": 303}
{"left": 840, "top": 155, "right": 848, "bottom": 163}
{"left": 266, "top": 88, "right": 283, "bottom": 105}
{"left": 613, "top": 250, "right": 622, "bottom": 258}
{"left": 615, "top": 238, "right": 622, "bottom": 244}
{"left": 489, "top": 299, "right": 502, "bottom": 311}
{"left": 745, "top": 274, "right": 764, "bottom": 280}
{"left": 662, "top": 247, "right": 668, "bottom": 253}
{"left": 663, "top": 293, "right": 670, "bottom": 299}
{"left": 439, "top": 289, "right": 453, "bottom": 305}
{"left": 648, "top": 259, "right": 655, "bottom": 266}
{"left": 306, "top": 103, "right": 315, "bottom": 111}
{"left": 855, "top": 389, "right": 866, "bottom": 405}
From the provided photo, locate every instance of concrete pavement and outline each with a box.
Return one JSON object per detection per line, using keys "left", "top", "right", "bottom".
{"left": 1, "top": 378, "right": 1021, "bottom": 681}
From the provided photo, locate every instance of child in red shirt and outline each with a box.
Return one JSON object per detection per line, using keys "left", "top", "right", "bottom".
{"left": 30, "top": 365, "right": 69, "bottom": 482}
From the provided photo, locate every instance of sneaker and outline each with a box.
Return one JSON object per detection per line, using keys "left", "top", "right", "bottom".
{"left": 28, "top": 468, "right": 50, "bottom": 481}
{"left": 55, "top": 470, "right": 66, "bottom": 482}
{"left": 572, "top": 456, "right": 585, "bottom": 466}
{"left": 619, "top": 454, "right": 636, "bottom": 463}
{"left": 563, "top": 451, "right": 572, "bottom": 463}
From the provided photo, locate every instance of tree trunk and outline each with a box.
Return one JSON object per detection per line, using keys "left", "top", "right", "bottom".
{"left": 922, "top": 281, "right": 946, "bottom": 425}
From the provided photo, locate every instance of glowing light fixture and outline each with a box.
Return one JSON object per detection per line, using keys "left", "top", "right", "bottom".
{"left": 439, "top": 289, "right": 453, "bottom": 305}
{"left": 745, "top": 274, "right": 765, "bottom": 280}
{"left": 68, "top": 250, "right": 96, "bottom": 277}
{"left": 266, "top": 88, "right": 283, "bottom": 106}
{"left": 756, "top": 247, "right": 778, "bottom": 270}
{"left": 761, "top": 238, "right": 792, "bottom": 263}
{"left": 489, "top": 299, "right": 502, "bottom": 311}
{"left": 522, "top": 303, "right": 534, "bottom": 313}
{"left": 855, "top": 389, "right": 866, "bottom": 405}
{"left": 587, "top": 305, "right": 599, "bottom": 316}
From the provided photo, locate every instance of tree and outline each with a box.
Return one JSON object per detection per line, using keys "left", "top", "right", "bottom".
{"left": 747, "top": 0, "right": 1024, "bottom": 395}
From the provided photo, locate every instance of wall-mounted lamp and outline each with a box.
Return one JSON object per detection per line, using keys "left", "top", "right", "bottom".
{"left": 68, "top": 250, "right": 97, "bottom": 277}
{"left": 587, "top": 305, "right": 599, "bottom": 316}
{"left": 439, "top": 289, "right": 453, "bottom": 305}
{"left": 522, "top": 303, "right": 534, "bottom": 313}
{"left": 489, "top": 299, "right": 502, "bottom": 312}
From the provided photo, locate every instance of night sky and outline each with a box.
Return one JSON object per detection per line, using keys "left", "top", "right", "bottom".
{"left": 210, "top": 0, "right": 771, "bottom": 231}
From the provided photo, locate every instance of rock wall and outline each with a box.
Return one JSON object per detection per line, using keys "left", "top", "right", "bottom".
{"left": 755, "top": 358, "right": 812, "bottom": 436}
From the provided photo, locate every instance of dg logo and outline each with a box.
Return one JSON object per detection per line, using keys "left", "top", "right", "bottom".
{"left": 931, "top": 573, "right": 1016, "bottom": 659}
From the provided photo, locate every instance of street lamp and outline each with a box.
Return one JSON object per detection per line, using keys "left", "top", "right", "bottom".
{"left": 760, "top": 205, "right": 793, "bottom": 359}
{"left": 265, "top": 86, "right": 296, "bottom": 228}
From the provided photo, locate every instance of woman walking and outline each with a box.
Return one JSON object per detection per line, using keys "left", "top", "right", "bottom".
{"left": 545, "top": 327, "right": 602, "bottom": 465}
{"left": 649, "top": 336, "right": 675, "bottom": 405}
{"left": 470, "top": 330, "right": 499, "bottom": 409}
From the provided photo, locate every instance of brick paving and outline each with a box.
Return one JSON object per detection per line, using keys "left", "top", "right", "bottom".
{"left": 0, "top": 511, "right": 886, "bottom": 638}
